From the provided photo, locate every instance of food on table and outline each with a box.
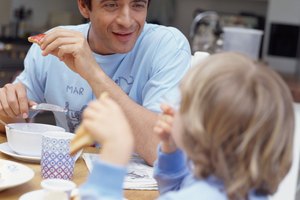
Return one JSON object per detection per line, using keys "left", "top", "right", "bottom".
{"left": 28, "top": 33, "right": 46, "bottom": 45}
{"left": 70, "top": 92, "right": 109, "bottom": 156}
{"left": 70, "top": 125, "right": 94, "bottom": 156}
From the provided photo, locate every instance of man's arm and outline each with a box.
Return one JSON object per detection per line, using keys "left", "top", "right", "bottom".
{"left": 86, "top": 66, "right": 159, "bottom": 165}
{"left": 39, "top": 28, "right": 160, "bottom": 165}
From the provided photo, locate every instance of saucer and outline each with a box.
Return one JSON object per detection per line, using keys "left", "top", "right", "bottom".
{"left": 0, "top": 143, "right": 40, "bottom": 163}
{"left": 19, "top": 189, "right": 44, "bottom": 200}
{"left": 0, "top": 159, "right": 34, "bottom": 191}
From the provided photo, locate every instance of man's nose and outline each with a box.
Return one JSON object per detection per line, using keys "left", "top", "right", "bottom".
{"left": 116, "top": 6, "right": 133, "bottom": 28}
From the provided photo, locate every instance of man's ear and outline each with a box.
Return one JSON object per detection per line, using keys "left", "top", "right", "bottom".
{"left": 78, "top": 0, "right": 90, "bottom": 19}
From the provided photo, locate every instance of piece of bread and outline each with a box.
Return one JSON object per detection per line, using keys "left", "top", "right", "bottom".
{"left": 70, "top": 125, "right": 94, "bottom": 156}
{"left": 70, "top": 92, "right": 109, "bottom": 156}
{"left": 28, "top": 33, "right": 46, "bottom": 45}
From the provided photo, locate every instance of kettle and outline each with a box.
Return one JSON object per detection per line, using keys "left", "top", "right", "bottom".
{"left": 190, "top": 11, "right": 264, "bottom": 60}
{"left": 190, "top": 11, "right": 223, "bottom": 54}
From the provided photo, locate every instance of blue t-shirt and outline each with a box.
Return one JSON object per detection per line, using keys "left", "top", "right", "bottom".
{"left": 16, "top": 23, "right": 191, "bottom": 132}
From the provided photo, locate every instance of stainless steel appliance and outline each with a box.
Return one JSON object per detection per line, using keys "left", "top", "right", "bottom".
{"left": 190, "top": 11, "right": 223, "bottom": 54}
{"left": 190, "top": 10, "right": 264, "bottom": 56}
{"left": 262, "top": 0, "right": 300, "bottom": 76}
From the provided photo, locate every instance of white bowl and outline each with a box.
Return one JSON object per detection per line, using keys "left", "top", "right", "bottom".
{"left": 6, "top": 123, "right": 65, "bottom": 157}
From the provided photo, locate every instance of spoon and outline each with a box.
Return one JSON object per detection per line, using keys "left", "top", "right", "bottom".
{"left": 0, "top": 119, "right": 13, "bottom": 130}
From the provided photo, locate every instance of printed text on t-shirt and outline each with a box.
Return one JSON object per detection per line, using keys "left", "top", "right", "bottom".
{"left": 66, "top": 85, "right": 84, "bottom": 95}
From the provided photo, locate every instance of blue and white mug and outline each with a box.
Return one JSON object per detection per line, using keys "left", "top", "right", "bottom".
{"left": 41, "top": 131, "right": 76, "bottom": 180}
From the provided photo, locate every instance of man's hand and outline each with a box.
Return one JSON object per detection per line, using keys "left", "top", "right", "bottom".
{"left": 0, "top": 82, "right": 35, "bottom": 119}
{"left": 40, "top": 28, "right": 98, "bottom": 80}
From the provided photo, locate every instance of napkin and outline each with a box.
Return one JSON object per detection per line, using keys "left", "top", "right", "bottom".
{"left": 82, "top": 153, "right": 158, "bottom": 190}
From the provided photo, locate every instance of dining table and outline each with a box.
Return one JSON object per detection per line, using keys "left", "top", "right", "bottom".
{"left": 0, "top": 134, "right": 159, "bottom": 200}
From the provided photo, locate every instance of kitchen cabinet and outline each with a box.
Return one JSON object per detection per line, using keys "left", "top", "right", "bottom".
{"left": 0, "top": 38, "right": 57, "bottom": 125}
{"left": 0, "top": 40, "right": 28, "bottom": 87}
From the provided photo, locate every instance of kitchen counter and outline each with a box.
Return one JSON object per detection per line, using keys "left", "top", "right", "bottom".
{"left": 257, "top": 61, "right": 300, "bottom": 103}
{"left": 278, "top": 73, "right": 300, "bottom": 103}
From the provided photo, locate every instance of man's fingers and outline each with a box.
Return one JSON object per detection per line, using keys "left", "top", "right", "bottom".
{"left": 18, "top": 99, "right": 29, "bottom": 119}
{"left": 42, "top": 37, "right": 78, "bottom": 56}
{"left": 0, "top": 87, "right": 18, "bottom": 118}
{"left": 41, "top": 28, "right": 84, "bottom": 55}
{"left": 15, "top": 83, "right": 30, "bottom": 118}
{"left": 0, "top": 92, "right": 15, "bottom": 117}
{"left": 0, "top": 83, "right": 29, "bottom": 119}
{"left": 40, "top": 28, "right": 78, "bottom": 49}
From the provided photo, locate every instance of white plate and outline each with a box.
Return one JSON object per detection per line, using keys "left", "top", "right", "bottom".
{"left": 0, "top": 159, "right": 34, "bottom": 191}
{"left": 0, "top": 142, "right": 82, "bottom": 164}
{"left": 0, "top": 143, "right": 40, "bottom": 163}
{"left": 19, "top": 189, "right": 44, "bottom": 200}
{"left": 19, "top": 189, "right": 129, "bottom": 200}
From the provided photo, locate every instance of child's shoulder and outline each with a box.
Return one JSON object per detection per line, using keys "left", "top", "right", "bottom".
{"left": 159, "top": 178, "right": 269, "bottom": 200}
{"left": 160, "top": 179, "right": 227, "bottom": 200}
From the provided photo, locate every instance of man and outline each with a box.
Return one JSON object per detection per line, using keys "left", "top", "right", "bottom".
{"left": 0, "top": 0, "right": 191, "bottom": 165}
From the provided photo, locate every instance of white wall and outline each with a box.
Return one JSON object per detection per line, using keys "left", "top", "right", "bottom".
{"left": 268, "top": 0, "right": 300, "bottom": 24}
{"left": 6, "top": 0, "right": 269, "bottom": 36}
{"left": 0, "top": 0, "right": 11, "bottom": 26}
{"left": 10, "top": 0, "right": 82, "bottom": 30}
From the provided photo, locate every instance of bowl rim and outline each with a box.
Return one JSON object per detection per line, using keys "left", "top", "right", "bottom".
{"left": 6, "top": 123, "right": 65, "bottom": 135}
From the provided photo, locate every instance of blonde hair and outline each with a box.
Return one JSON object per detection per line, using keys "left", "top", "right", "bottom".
{"left": 180, "top": 52, "right": 294, "bottom": 199}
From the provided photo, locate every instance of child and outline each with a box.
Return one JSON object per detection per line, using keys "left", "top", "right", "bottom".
{"left": 79, "top": 52, "right": 295, "bottom": 200}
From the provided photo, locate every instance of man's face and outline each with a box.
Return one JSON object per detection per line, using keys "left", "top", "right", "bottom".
{"left": 87, "top": 0, "right": 148, "bottom": 55}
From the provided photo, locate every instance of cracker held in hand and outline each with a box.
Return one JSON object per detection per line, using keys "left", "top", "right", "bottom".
{"left": 70, "top": 92, "right": 109, "bottom": 156}
{"left": 28, "top": 33, "right": 46, "bottom": 45}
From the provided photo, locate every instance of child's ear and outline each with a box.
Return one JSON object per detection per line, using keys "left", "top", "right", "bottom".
{"left": 77, "top": 0, "right": 90, "bottom": 19}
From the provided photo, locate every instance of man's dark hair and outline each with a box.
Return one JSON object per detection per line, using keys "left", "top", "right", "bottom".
{"left": 83, "top": 0, "right": 151, "bottom": 10}
{"left": 83, "top": 0, "right": 92, "bottom": 10}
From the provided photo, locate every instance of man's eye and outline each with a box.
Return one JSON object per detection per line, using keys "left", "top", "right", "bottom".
{"left": 133, "top": 3, "right": 146, "bottom": 8}
{"left": 104, "top": 3, "right": 118, "bottom": 8}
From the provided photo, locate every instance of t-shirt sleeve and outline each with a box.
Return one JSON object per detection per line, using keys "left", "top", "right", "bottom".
{"left": 142, "top": 28, "right": 191, "bottom": 113}
{"left": 153, "top": 146, "right": 189, "bottom": 195}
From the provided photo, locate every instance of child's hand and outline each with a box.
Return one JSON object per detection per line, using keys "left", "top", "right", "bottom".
{"left": 82, "top": 96, "right": 134, "bottom": 165}
{"left": 154, "top": 104, "right": 177, "bottom": 153}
